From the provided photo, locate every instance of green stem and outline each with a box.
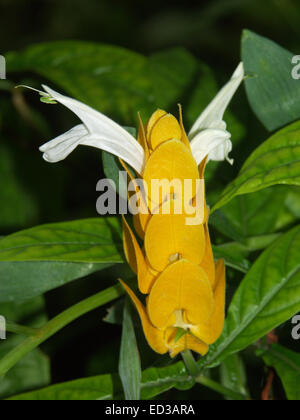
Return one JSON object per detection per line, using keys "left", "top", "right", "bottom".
{"left": 196, "top": 375, "right": 248, "bottom": 400}
{"left": 6, "top": 322, "right": 38, "bottom": 337}
{"left": 181, "top": 350, "right": 200, "bottom": 377}
{"left": 0, "top": 284, "right": 124, "bottom": 377}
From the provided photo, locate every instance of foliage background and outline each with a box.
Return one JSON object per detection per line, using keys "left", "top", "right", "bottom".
{"left": 0, "top": 0, "right": 300, "bottom": 400}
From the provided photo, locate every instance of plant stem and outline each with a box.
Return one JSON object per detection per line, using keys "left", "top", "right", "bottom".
{"left": 6, "top": 322, "right": 38, "bottom": 337}
{"left": 196, "top": 375, "right": 248, "bottom": 400}
{"left": 0, "top": 284, "right": 124, "bottom": 377}
{"left": 181, "top": 350, "right": 200, "bottom": 377}
{"left": 182, "top": 351, "right": 248, "bottom": 399}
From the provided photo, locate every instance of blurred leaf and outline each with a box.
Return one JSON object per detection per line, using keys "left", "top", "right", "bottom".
{"left": 260, "top": 343, "right": 300, "bottom": 401}
{"left": 220, "top": 354, "right": 248, "bottom": 400}
{"left": 119, "top": 298, "right": 141, "bottom": 400}
{"left": 10, "top": 361, "right": 188, "bottom": 400}
{"left": 148, "top": 48, "right": 198, "bottom": 118}
{"left": 0, "top": 144, "right": 38, "bottom": 230}
{"left": 200, "top": 224, "right": 300, "bottom": 368}
{"left": 0, "top": 296, "right": 46, "bottom": 326}
{"left": 6, "top": 43, "right": 199, "bottom": 124}
{"left": 0, "top": 335, "right": 50, "bottom": 399}
{"left": 242, "top": 30, "right": 300, "bottom": 131}
{"left": 275, "top": 186, "right": 300, "bottom": 231}
{"left": 219, "top": 187, "right": 289, "bottom": 239}
{"left": 8, "top": 373, "right": 117, "bottom": 401}
{"left": 0, "top": 218, "right": 124, "bottom": 302}
{"left": 210, "top": 210, "right": 245, "bottom": 243}
{"left": 0, "top": 297, "right": 50, "bottom": 399}
{"left": 213, "top": 243, "right": 250, "bottom": 273}
{"left": 213, "top": 121, "right": 300, "bottom": 211}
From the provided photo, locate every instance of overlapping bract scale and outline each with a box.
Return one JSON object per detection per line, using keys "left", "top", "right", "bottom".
{"left": 120, "top": 109, "right": 226, "bottom": 357}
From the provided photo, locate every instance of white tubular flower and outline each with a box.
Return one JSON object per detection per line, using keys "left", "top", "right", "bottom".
{"left": 39, "top": 86, "right": 145, "bottom": 174}
{"left": 189, "top": 62, "right": 244, "bottom": 165}
{"left": 37, "top": 62, "right": 243, "bottom": 172}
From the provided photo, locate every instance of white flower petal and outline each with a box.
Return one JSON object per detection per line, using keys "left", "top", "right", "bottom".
{"left": 40, "top": 124, "right": 88, "bottom": 162}
{"left": 190, "top": 129, "right": 232, "bottom": 166}
{"left": 189, "top": 62, "right": 244, "bottom": 138}
{"left": 40, "top": 86, "right": 145, "bottom": 173}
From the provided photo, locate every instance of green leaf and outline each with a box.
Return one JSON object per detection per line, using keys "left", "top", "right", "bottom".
{"left": 275, "top": 187, "right": 300, "bottom": 231}
{"left": 119, "top": 298, "right": 141, "bottom": 400}
{"left": 9, "top": 361, "right": 188, "bottom": 400}
{"left": 141, "top": 362, "right": 189, "bottom": 398}
{"left": 200, "top": 224, "right": 300, "bottom": 368}
{"left": 213, "top": 121, "right": 300, "bottom": 211}
{"left": 260, "top": 344, "right": 300, "bottom": 400}
{"left": 8, "top": 373, "right": 117, "bottom": 401}
{"left": 242, "top": 30, "right": 300, "bottom": 131}
{"left": 0, "top": 218, "right": 124, "bottom": 302}
{"left": 0, "top": 144, "right": 38, "bottom": 230}
{"left": 213, "top": 243, "right": 250, "bottom": 273}
{"left": 220, "top": 354, "right": 248, "bottom": 400}
{"left": 0, "top": 297, "right": 50, "bottom": 399}
{"left": 0, "top": 336, "right": 50, "bottom": 399}
{"left": 219, "top": 187, "right": 289, "bottom": 240}
{"left": 6, "top": 43, "right": 198, "bottom": 124}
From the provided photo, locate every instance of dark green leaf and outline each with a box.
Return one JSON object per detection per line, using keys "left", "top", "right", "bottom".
{"left": 260, "top": 343, "right": 300, "bottom": 400}
{"left": 119, "top": 298, "right": 141, "bottom": 400}
{"left": 0, "top": 218, "right": 124, "bottom": 302}
{"left": 213, "top": 243, "right": 250, "bottom": 273}
{"left": 220, "top": 354, "right": 248, "bottom": 400}
{"left": 6, "top": 43, "right": 198, "bottom": 124}
{"left": 0, "top": 144, "right": 38, "bottom": 230}
{"left": 219, "top": 187, "right": 289, "bottom": 240}
{"left": 0, "top": 336, "right": 50, "bottom": 399}
{"left": 200, "top": 225, "right": 300, "bottom": 368}
{"left": 9, "top": 361, "right": 188, "bottom": 400}
{"left": 242, "top": 30, "right": 300, "bottom": 131}
{"left": 0, "top": 297, "right": 50, "bottom": 399}
{"left": 213, "top": 121, "right": 300, "bottom": 211}
{"left": 8, "top": 373, "right": 116, "bottom": 401}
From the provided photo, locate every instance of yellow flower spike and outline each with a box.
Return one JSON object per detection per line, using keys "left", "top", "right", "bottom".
{"left": 147, "top": 259, "right": 214, "bottom": 329}
{"left": 144, "top": 199, "right": 206, "bottom": 272}
{"left": 122, "top": 215, "right": 159, "bottom": 294}
{"left": 199, "top": 224, "right": 216, "bottom": 288}
{"left": 189, "top": 259, "right": 226, "bottom": 345}
{"left": 178, "top": 104, "right": 192, "bottom": 150}
{"left": 143, "top": 139, "right": 200, "bottom": 208}
{"left": 146, "top": 109, "right": 167, "bottom": 140}
{"left": 164, "top": 328, "right": 209, "bottom": 358}
{"left": 149, "top": 113, "right": 182, "bottom": 150}
{"left": 119, "top": 279, "right": 168, "bottom": 354}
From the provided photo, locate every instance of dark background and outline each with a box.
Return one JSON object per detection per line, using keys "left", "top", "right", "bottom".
{"left": 1, "top": 0, "right": 300, "bottom": 69}
{"left": 0, "top": 0, "right": 299, "bottom": 400}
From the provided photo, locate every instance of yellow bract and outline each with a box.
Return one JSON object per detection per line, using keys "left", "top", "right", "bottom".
{"left": 149, "top": 114, "right": 182, "bottom": 150}
{"left": 143, "top": 139, "right": 199, "bottom": 208}
{"left": 120, "top": 109, "right": 226, "bottom": 358}
{"left": 145, "top": 207, "right": 206, "bottom": 272}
